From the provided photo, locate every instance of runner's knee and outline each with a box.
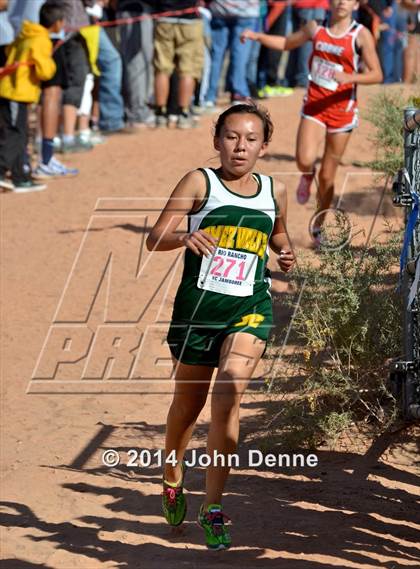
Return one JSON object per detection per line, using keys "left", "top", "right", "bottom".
{"left": 211, "top": 383, "right": 241, "bottom": 421}
{"left": 296, "top": 154, "right": 315, "bottom": 174}
{"left": 171, "top": 395, "right": 206, "bottom": 421}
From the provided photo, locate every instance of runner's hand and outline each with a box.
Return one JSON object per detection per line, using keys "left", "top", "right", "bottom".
{"left": 334, "top": 71, "right": 354, "bottom": 85}
{"left": 181, "top": 230, "right": 217, "bottom": 257}
{"left": 277, "top": 250, "right": 295, "bottom": 273}
{"left": 240, "top": 29, "right": 259, "bottom": 43}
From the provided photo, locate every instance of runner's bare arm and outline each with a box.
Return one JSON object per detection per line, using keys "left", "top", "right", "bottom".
{"left": 269, "top": 181, "right": 295, "bottom": 273}
{"left": 240, "top": 21, "right": 316, "bottom": 51}
{"left": 335, "top": 27, "right": 383, "bottom": 85}
{"left": 146, "top": 170, "right": 217, "bottom": 255}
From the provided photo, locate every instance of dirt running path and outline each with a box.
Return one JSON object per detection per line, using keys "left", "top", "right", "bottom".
{"left": 1, "top": 85, "right": 419, "bottom": 568}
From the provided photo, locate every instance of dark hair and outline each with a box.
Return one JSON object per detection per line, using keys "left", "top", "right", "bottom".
{"left": 214, "top": 102, "right": 274, "bottom": 143}
{"left": 40, "top": 2, "right": 65, "bottom": 29}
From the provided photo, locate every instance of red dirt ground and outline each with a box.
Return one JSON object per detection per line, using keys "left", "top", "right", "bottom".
{"left": 1, "top": 84, "right": 419, "bottom": 568}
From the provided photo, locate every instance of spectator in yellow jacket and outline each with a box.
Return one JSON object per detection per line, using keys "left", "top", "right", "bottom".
{"left": 0, "top": 2, "right": 64, "bottom": 193}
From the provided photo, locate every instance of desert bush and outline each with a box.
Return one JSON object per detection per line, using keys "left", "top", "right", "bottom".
{"left": 263, "top": 91, "right": 416, "bottom": 449}
{"left": 364, "top": 91, "right": 419, "bottom": 177}
{"left": 268, "top": 227, "right": 402, "bottom": 448}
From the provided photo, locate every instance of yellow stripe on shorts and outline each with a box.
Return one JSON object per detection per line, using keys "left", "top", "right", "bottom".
{"left": 233, "top": 313, "right": 265, "bottom": 328}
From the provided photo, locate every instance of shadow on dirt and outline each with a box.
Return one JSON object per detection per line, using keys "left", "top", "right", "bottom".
{"left": 1, "top": 414, "right": 419, "bottom": 569}
{"left": 261, "top": 152, "right": 298, "bottom": 163}
{"left": 0, "top": 562, "right": 55, "bottom": 568}
{"left": 1, "top": 249, "right": 418, "bottom": 568}
{"left": 337, "top": 187, "right": 396, "bottom": 218}
{"left": 57, "top": 222, "right": 154, "bottom": 235}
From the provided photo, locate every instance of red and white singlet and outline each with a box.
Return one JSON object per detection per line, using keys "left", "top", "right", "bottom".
{"left": 302, "top": 20, "right": 364, "bottom": 133}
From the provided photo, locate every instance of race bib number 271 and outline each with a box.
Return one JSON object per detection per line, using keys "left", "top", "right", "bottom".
{"left": 198, "top": 247, "right": 258, "bottom": 297}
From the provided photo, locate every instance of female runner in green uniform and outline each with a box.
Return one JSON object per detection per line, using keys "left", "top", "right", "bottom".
{"left": 146, "top": 103, "right": 295, "bottom": 550}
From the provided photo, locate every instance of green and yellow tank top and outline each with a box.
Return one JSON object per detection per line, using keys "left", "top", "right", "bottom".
{"left": 171, "top": 167, "right": 277, "bottom": 326}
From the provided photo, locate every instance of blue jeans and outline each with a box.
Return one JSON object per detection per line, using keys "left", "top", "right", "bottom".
{"left": 379, "top": 3, "right": 398, "bottom": 83}
{"left": 257, "top": 5, "right": 290, "bottom": 88}
{"left": 246, "top": 18, "right": 263, "bottom": 88}
{"left": 205, "top": 17, "right": 258, "bottom": 103}
{"left": 285, "top": 7, "right": 326, "bottom": 87}
{"left": 98, "top": 28, "right": 124, "bottom": 131}
{"left": 393, "top": 6, "right": 407, "bottom": 82}
{"left": 198, "top": 12, "right": 212, "bottom": 105}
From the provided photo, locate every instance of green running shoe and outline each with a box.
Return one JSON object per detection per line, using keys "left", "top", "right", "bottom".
{"left": 161, "top": 462, "right": 187, "bottom": 526}
{"left": 198, "top": 503, "right": 231, "bottom": 550}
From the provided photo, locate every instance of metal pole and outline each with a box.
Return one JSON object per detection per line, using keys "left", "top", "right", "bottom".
{"left": 404, "top": 109, "right": 420, "bottom": 133}
{"left": 402, "top": 108, "right": 420, "bottom": 419}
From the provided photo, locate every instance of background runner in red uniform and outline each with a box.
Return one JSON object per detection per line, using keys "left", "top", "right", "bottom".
{"left": 241, "top": 0, "right": 383, "bottom": 245}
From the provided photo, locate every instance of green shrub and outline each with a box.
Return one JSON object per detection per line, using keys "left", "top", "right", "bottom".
{"left": 364, "top": 91, "right": 419, "bottom": 177}
{"left": 262, "top": 90, "right": 415, "bottom": 449}
{"left": 267, "top": 227, "right": 402, "bottom": 448}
